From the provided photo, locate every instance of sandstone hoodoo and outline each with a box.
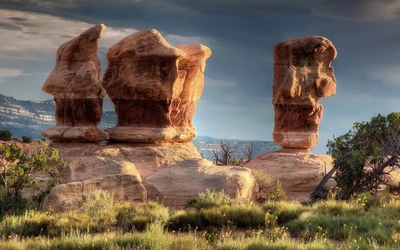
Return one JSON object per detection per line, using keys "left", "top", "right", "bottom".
{"left": 102, "top": 29, "right": 212, "bottom": 142}
{"left": 245, "top": 36, "right": 337, "bottom": 201}
{"left": 273, "top": 36, "right": 337, "bottom": 149}
{"left": 41, "top": 24, "right": 109, "bottom": 142}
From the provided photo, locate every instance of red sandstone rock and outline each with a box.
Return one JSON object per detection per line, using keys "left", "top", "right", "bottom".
{"left": 102, "top": 30, "right": 211, "bottom": 142}
{"left": 41, "top": 24, "right": 109, "bottom": 142}
{"left": 272, "top": 36, "right": 337, "bottom": 149}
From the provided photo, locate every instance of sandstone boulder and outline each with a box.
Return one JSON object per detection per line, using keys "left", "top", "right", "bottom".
{"left": 41, "top": 24, "right": 109, "bottom": 142}
{"left": 143, "top": 158, "right": 255, "bottom": 208}
{"left": 245, "top": 149, "right": 334, "bottom": 201}
{"left": 43, "top": 174, "right": 146, "bottom": 212}
{"left": 273, "top": 36, "right": 337, "bottom": 149}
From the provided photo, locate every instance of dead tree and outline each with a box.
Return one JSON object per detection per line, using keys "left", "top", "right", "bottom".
{"left": 213, "top": 140, "right": 239, "bottom": 165}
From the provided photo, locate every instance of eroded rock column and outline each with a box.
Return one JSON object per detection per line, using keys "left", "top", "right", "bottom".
{"left": 272, "top": 36, "right": 337, "bottom": 149}
{"left": 171, "top": 44, "right": 212, "bottom": 141}
{"left": 41, "top": 24, "right": 109, "bottom": 142}
{"left": 102, "top": 30, "right": 211, "bottom": 142}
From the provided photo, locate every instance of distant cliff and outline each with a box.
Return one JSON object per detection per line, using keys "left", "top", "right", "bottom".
{"left": 0, "top": 94, "right": 117, "bottom": 138}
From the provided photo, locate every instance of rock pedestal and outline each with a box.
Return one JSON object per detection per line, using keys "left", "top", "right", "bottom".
{"left": 41, "top": 24, "right": 109, "bottom": 142}
{"left": 273, "top": 36, "right": 337, "bottom": 149}
{"left": 102, "top": 30, "right": 211, "bottom": 142}
{"left": 245, "top": 149, "right": 335, "bottom": 201}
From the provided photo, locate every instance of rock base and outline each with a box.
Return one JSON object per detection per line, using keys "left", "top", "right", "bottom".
{"left": 42, "top": 126, "right": 109, "bottom": 142}
{"left": 245, "top": 150, "right": 335, "bottom": 202}
{"left": 105, "top": 126, "right": 196, "bottom": 143}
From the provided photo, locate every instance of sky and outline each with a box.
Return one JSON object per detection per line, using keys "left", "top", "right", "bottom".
{"left": 0, "top": 0, "right": 400, "bottom": 154}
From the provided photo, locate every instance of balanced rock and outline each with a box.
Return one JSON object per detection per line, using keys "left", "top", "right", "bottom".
{"left": 41, "top": 24, "right": 109, "bottom": 142}
{"left": 245, "top": 149, "right": 334, "bottom": 201}
{"left": 273, "top": 36, "right": 337, "bottom": 149}
{"left": 143, "top": 158, "right": 255, "bottom": 208}
{"left": 102, "top": 30, "right": 211, "bottom": 142}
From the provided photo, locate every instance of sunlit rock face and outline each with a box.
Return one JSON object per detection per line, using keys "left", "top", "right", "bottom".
{"left": 272, "top": 36, "right": 337, "bottom": 149}
{"left": 41, "top": 24, "right": 109, "bottom": 142}
{"left": 171, "top": 44, "right": 212, "bottom": 141}
{"left": 102, "top": 30, "right": 211, "bottom": 142}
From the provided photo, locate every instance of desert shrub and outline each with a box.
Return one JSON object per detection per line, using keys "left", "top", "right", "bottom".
{"left": 0, "top": 210, "right": 54, "bottom": 237}
{"left": 199, "top": 207, "right": 228, "bottom": 228}
{"left": 77, "top": 188, "right": 118, "bottom": 226}
{"left": 116, "top": 201, "right": 169, "bottom": 232}
{"left": 313, "top": 200, "right": 363, "bottom": 217}
{"left": 21, "top": 136, "right": 32, "bottom": 143}
{"left": 0, "top": 142, "right": 66, "bottom": 216}
{"left": 169, "top": 210, "right": 203, "bottom": 231}
{"left": 51, "top": 211, "right": 98, "bottom": 236}
{"left": 326, "top": 112, "right": 400, "bottom": 200}
{"left": 267, "top": 180, "right": 287, "bottom": 202}
{"left": 186, "top": 189, "right": 231, "bottom": 211}
{"left": 222, "top": 204, "right": 265, "bottom": 228}
{"left": 0, "top": 130, "right": 12, "bottom": 141}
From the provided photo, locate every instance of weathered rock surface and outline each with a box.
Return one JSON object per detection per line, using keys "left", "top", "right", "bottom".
{"left": 43, "top": 174, "right": 147, "bottom": 212}
{"left": 273, "top": 36, "right": 337, "bottom": 149}
{"left": 41, "top": 24, "right": 109, "bottom": 142}
{"left": 102, "top": 30, "right": 211, "bottom": 142}
{"left": 171, "top": 44, "right": 212, "bottom": 141}
{"left": 143, "top": 158, "right": 255, "bottom": 208}
{"left": 245, "top": 149, "right": 334, "bottom": 201}
{"left": 52, "top": 142, "right": 202, "bottom": 181}
{"left": 42, "top": 142, "right": 202, "bottom": 211}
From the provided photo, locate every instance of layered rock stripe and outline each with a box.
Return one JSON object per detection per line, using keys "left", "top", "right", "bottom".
{"left": 102, "top": 30, "right": 211, "bottom": 143}
{"left": 41, "top": 24, "right": 109, "bottom": 142}
{"left": 272, "top": 36, "right": 337, "bottom": 149}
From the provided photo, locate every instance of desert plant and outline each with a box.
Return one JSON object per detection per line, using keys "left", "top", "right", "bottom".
{"left": 186, "top": 189, "right": 231, "bottom": 211}
{"left": 267, "top": 179, "right": 287, "bottom": 202}
{"left": 313, "top": 112, "right": 400, "bottom": 200}
{"left": 0, "top": 142, "right": 66, "bottom": 216}
{"left": 21, "top": 136, "right": 32, "bottom": 143}
{"left": 0, "top": 130, "right": 12, "bottom": 141}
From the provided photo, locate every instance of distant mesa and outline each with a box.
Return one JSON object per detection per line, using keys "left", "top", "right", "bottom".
{"left": 41, "top": 24, "right": 109, "bottom": 142}
{"left": 102, "top": 30, "right": 212, "bottom": 143}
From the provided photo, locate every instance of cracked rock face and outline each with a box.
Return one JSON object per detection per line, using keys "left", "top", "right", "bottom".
{"left": 102, "top": 30, "right": 211, "bottom": 142}
{"left": 41, "top": 24, "right": 109, "bottom": 142}
{"left": 272, "top": 36, "right": 337, "bottom": 149}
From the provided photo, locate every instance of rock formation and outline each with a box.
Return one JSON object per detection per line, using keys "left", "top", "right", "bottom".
{"left": 273, "top": 36, "right": 337, "bottom": 149}
{"left": 143, "top": 158, "right": 255, "bottom": 208}
{"left": 245, "top": 149, "right": 334, "bottom": 201}
{"left": 171, "top": 44, "right": 212, "bottom": 141}
{"left": 102, "top": 30, "right": 211, "bottom": 142}
{"left": 41, "top": 24, "right": 109, "bottom": 142}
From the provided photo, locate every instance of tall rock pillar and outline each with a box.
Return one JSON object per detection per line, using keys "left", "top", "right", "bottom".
{"left": 41, "top": 24, "right": 109, "bottom": 142}
{"left": 272, "top": 36, "right": 337, "bottom": 149}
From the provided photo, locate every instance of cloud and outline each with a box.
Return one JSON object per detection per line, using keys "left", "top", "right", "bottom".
{"left": 311, "top": 0, "right": 400, "bottom": 22}
{"left": 0, "top": 67, "right": 26, "bottom": 81}
{"left": 0, "top": 9, "right": 213, "bottom": 63}
{"left": 370, "top": 65, "right": 400, "bottom": 87}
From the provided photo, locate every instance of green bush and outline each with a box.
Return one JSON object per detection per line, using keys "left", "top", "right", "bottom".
{"left": 186, "top": 189, "right": 231, "bottom": 211}
{"left": 0, "top": 130, "right": 12, "bottom": 141}
{"left": 0, "top": 210, "right": 54, "bottom": 237}
{"left": 117, "top": 201, "right": 169, "bottom": 232}
{"left": 21, "top": 136, "right": 32, "bottom": 143}
{"left": 267, "top": 180, "right": 287, "bottom": 202}
{"left": 223, "top": 204, "right": 265, "bottom": 228}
